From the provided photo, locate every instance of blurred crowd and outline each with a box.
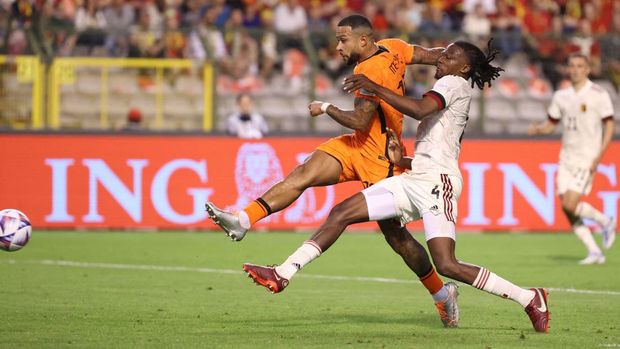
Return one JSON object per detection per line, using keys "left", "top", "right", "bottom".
{"left": 1, "top": 0, "right": 620, "bottom": 93}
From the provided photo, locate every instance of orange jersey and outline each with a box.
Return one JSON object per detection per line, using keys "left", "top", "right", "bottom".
{"left": 352, "top": 38, "right": 414, "bottom": 165}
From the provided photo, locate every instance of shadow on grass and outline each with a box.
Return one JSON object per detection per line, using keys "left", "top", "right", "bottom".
{"left": 547, "top": 254, "right": 581, "bottom": 263}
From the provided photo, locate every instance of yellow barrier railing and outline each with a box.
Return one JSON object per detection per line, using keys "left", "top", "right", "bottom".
{"left": 0, "top": 55, "right": 44, "bottom": 129}
{"left": 48, "top": 58, "right": 214, "bottom": 131}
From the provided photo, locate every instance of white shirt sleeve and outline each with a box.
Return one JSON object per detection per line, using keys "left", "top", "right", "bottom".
{"left": 425, "top": 75, "right": 460, "bottom": 109}
{"left": 597, "top": 91, "right": 615, "bottom": 119}
{"left": 547, "top": 92, "right": 562, "bottom": 120}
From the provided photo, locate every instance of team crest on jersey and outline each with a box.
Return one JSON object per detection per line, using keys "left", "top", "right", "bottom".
{"left": 580, "top": 104, "right": 587, "bottom": 112}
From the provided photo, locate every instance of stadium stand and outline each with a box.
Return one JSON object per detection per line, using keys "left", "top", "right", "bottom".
{"left": 0, "top": 0, "right": 619, "bottom": 134}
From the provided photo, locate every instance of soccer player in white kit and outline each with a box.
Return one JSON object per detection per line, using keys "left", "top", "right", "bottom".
{"left": 243, "top": 40, "right": 551, "bottom": 333}
{"left": 529, "top": 53, "right": 616, "bottom": 265}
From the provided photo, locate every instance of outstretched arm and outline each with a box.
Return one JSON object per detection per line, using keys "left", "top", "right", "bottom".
{"left": 527, "top": 118, "right": 557, "bottom": 135}
{"left": 343, "top": 74, "right": 438, "bottom": 120}
{"left": 308, "top": 97, "right": 377, "bottom": 131}
{"left": 591, "top": 117, "right": 615, "bottom": 173}
{"left": 410, "top": 45, "right": 444, "bottom": 66}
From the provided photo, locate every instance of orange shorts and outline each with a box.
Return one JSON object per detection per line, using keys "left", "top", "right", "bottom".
{"left": 316, "top": 134, "right": 404, "bottom": 188}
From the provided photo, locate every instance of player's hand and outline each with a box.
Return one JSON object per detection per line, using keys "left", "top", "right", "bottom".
{"left": 386, "top": 127, "right": 403, "bottom": 165}
{"left": 343, "top": 74, "right": 376, "bottom": 94}
{"left": 308, "top": 101, "right": 325, "bottom": 117}
{"left": 527, "top": 122, "right": 540, "bottom": 135}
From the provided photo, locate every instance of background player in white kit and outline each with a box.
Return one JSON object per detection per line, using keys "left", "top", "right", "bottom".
{"left": 243, "top": 40, "right": 551, "bottom": 333}
{"left": 529, "top": 53, "right": 616, "bottom": 265}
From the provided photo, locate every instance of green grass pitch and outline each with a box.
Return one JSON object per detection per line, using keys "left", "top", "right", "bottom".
{"left": 2, "top": 231, "right": 619, "bottom": 348}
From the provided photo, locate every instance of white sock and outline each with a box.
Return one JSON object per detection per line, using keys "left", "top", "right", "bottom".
{"left": 574, "top": 224, "right": 602, "bottom": 255}
{"left": 472, "top": 268, "right": 535, "bottom": 308}
{"left": 237, "top": 211, "right": 250, "bottom": 230}
{"left": 275, "top": 240, "right": 322, "bottom": 280}
{"left": 576, "top": 202, "right": 611, "bottom": 227}
{"left": 432, "top": 286, "right": 448, "bottom": 303}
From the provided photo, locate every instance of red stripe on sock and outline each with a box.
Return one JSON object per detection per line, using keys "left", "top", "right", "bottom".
{"left": 304, "top": 240, "right": 322, "bottom": 253}
{"left": 479, "top": 269, "right": 491, "bottom": 289}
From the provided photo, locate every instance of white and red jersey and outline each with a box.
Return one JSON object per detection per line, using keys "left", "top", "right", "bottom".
{"left": 548, "top": 79, "right": 615, "bottom": 168}
{"left": 410, "top": 75, "right": 472, "bottom": 177}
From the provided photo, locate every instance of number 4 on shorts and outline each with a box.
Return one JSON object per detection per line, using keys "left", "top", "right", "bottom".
{"left": 431, "top": 185, "right": 440, "bottom": 199}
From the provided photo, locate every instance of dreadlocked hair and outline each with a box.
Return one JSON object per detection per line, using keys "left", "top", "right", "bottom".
{"left": 454, "top": 39, "right": 504, "bottom": 90}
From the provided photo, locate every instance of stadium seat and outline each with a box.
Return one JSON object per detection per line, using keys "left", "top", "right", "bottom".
{"left": 75, "top": 73, "right": 101, "bottom": 95}
{"left": 174, "top": 75, "right": 203, "bottom": 96}
{"left": 506, "top": 120, "right": 531, "bottom": 135}
{"left": 281, "top": 116, "right": 310, "bottom": 133}
{"left": 516, "top": 98, "right": 547, "bottom": 121}
{"left": 313, "top": 116, "right": 340, "bottom": 133}
{"left": 164, "top": 94, "right": 196, "bottom": 119}
{"left": 482, "top": 120, "right": 505, "bottom": 134}
{"left": 61, "top": 94, "right": 99, "bottom": 118}
{"left": 128, "top": 95, "right": 157, "bottom": 116}
{"left": 485, "top": 98, "right": 517, "bottom": 121}
{"left": 527, "top": 78, "right": 553, "bottom": 100}
{"left": 109, "top": 72, "right": 138, "bottom": 94}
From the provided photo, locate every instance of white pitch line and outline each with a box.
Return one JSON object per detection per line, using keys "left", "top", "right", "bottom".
{"left": 3, "top": 259, "right": 620, "bottom": 296}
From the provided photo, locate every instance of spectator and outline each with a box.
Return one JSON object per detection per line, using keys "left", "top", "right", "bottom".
{"left": 227, "top": 93, "right": 268, "bottom": 139}
{"left": 490, "top": 0, "right": 522, "bottom": 56}
{"left": 601, "top": 11, "right": 620, "bottom": 89}
{"left": 363, "top": 2, "right": 388, "bottom": 32}
{"left": 586, "top": 0, "right": 613, "bottom": 34}
{"left": 73, "top": 0, "right": 107, "bottom": 53}
{"left": 258, "top": 9, "right": 278, "bottom": 80}
{"left": 463, "top": 0, "right": 496, "bottom": 15}
{"left": 463, "top": 3, "right": 491, "bottom": 45}
{"left": 188, "top": 5, "right": 228, "bottom": 61}
{"left": 128, "top": 8, "right": 164, "bottom": 58}
{"left": 163, "top": 9, "right": 185, "bottom": 58}
{"left": 568, "top": 18, "right": 602, "bottom": 78}
{"left": 419, "top": 3, "right": 452, "bottom": 33}
{"left": 103, "top": 0, "right": 135, "bottom": 56}
{"left": 273, "top": 0, "right": 307, "bottom": 34}
{"left": 396, "top": 0, "right": 423, "bottom": 33}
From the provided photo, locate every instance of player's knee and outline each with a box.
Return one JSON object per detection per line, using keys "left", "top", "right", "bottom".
{"left": 562, "top": 200, "right": 578, "bottom": 215}
{"left": 327, "top": 201, "right": 355, "bottom": 226}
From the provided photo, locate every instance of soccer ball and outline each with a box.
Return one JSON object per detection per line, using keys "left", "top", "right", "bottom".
{"left": 0, "top": 209, "right": 32, "bottom": 252}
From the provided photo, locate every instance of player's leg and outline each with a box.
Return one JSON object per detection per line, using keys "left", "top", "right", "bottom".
{"left": 243, "top": 177, "right": 406, "bottom": 292}
{"left": 243, "top": 191, "right": 372, "bottom": 293}
{"left": 377, "top": 219, "right": 459, "bottom": 327}
{"left": 378, "top": 219, "right": 433, "bottom": 278}
{"left": 206, "top": 150, "right": 343, "bottom": 241}
{"left": 560, "top": 190, "right": 605, "bottom": 264}
{"left": 424, "top": 215, "right": 549, "bottom": 333}
{"left": 573, "top": 197, "right": 616, "bottom": 251}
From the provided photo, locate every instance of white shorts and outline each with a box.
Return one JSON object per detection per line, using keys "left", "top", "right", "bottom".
{"left": 556, "top": 162, "right": 593, "bottom": 195}
{"left": 362, "top": 172, "right": 462, "bottom": 241}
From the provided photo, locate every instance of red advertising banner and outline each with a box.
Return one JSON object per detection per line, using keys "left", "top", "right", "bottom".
{"left": 0, "top": 134, "right": 618, "bottom": 232}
